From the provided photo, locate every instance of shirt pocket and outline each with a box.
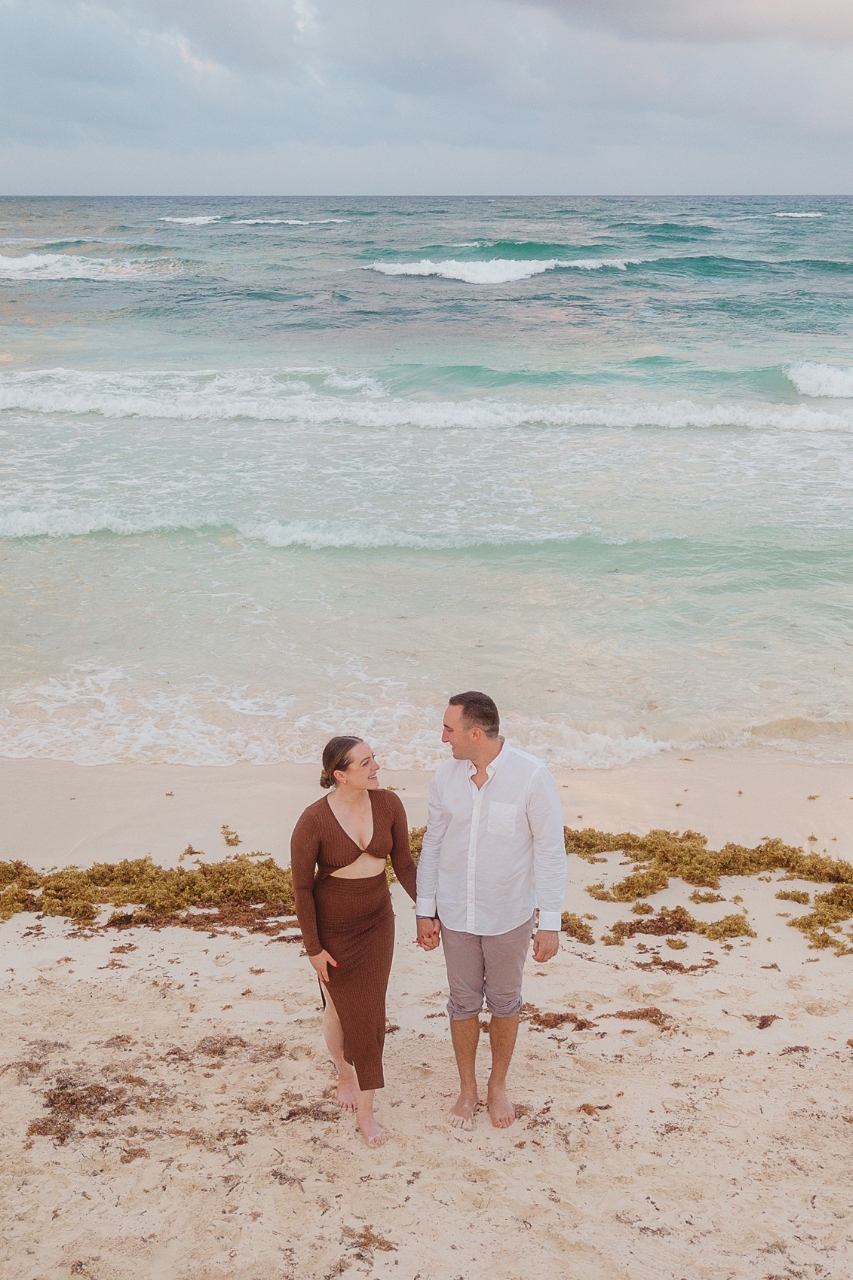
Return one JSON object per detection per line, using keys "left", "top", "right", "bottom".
{"left": 487, "top": 801, "right": 517, "bottom": 838}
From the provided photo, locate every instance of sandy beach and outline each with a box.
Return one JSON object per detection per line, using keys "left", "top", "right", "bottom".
{"left": 2, "top": 747, "right": 852, "bottom": 1279}
{"left": 3, "top": 745, "right": 851, "bottom": 871}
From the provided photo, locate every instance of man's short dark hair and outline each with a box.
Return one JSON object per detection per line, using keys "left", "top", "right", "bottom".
{"left": 448, "top": 691, "right": 500, "bottom": 737}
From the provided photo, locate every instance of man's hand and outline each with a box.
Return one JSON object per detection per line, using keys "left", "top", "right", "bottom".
{"left": 532, "top": 929, "right": 559, "bottom": 963}
{"left": 417, "top": 917, "right": 441, "bottom": 951}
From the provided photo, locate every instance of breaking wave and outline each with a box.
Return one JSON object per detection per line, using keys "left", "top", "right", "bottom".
{"left": 787, "top": 361, "right": 853, "bottom": 399}
{"left": 232, "top": 218, "right": 348, "bottom": 225}
{"left": 2, "top": 367, "right": 853, "bottom": 434}
{"left": 368, "top": 257, "right": 639, "bottom": 284}
{"left": 0, "top": 510, "right": 594, "bottom": 548}
{"left": 159, "top": 215, "right": 221, "bottom": 225}
{"left": 0, "top": 253, "right": 178, "bottom": 281}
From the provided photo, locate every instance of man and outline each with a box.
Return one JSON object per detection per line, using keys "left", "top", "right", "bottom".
{"left": 416, "top": 691, "right": 567, "bottom": 1130}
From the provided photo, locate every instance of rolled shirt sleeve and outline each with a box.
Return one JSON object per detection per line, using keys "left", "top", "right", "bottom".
{"left": 527, "top": 766, "right": 568, "bottom": 931}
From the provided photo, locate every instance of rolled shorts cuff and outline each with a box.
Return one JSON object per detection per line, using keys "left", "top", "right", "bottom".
{"left": 447, "top": 992, "right": 524, "bottom": 1020}
{"left": 442, "top": 913, "right": 535, "bottom": 1022}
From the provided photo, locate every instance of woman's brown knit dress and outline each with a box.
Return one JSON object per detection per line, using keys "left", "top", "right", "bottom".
{"left": 290, "top": 789, "right": 417, "bottom": 1091}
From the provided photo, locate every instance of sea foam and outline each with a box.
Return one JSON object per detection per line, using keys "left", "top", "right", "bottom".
{"left": 159, "top": 215, "right": 222, "bottom": 225}
{"left": 787, "top": 362, "right": 853, "bottom": 399}
{"left": 232, "top": 218, "right": 348, "bottom": 225}
{"left": 368, "top": 257, "right": 638, "bottom": 284}
{"left": 0, "top": 253, "right": 176, "bottom": 281}
{"left": 2, "top": 368, "right": 853, "bottom": 434}
{"left": 0, "top": 665, "right": 676, "bottom": 770}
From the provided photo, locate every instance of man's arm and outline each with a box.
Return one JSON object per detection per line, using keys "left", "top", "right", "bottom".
{"left": 415, "top": 773, "right": 448, "bottom": 950}
{"left": 527, "top": 767, "right": 568, "bottom": 962}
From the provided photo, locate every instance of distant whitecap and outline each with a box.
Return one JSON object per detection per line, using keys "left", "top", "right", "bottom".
{"left": 232, "top": 218, "right": 348, "bottom": 225}
{"left": 159, "top": 215, "right": 222, "bottom": 225}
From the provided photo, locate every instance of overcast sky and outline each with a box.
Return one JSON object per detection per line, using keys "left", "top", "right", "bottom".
{"left": 2, "top": 0, "right": 852, "bottom": 194}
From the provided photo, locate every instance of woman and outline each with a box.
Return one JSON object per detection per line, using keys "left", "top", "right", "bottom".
{"left": 290, "top": 736, "right": 417, "bottom": 1147}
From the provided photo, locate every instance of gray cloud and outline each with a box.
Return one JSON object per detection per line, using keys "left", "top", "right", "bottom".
{"left": 1, "top": 0, "right": 852, "bottom": 192}
{"left": 527, "top": 0, "right": 853, "bottom": 44}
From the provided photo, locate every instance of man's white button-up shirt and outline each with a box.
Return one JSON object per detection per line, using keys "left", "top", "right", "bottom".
{"left": 415, "top": 742, "right": 567, "bottom": 936}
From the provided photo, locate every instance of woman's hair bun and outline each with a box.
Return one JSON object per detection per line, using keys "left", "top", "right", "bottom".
{"left": 320, "top": 735, "right": 364, "bottom": 789}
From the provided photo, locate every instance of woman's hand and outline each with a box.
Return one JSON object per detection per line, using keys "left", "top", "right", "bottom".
{"left": 308, "top": 949, "right": 339, "bottom": 983}
{"left": 416, "top": 918, "right": 441, "bottom": 951}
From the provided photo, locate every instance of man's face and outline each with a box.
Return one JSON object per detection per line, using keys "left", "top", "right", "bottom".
{"left": 442, "top": 704, "right": 478, "bottom": 759}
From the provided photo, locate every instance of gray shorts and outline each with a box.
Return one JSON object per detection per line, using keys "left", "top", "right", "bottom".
{"left": 440, "top": 913, "right": 535, "bottom": 1021}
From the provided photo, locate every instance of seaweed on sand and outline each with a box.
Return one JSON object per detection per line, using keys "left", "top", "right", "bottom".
{"left": 0, "top": 855, "right": 296, "bottom": 931}
{"left": 564, "top": 827, "right": 853, "bottom": 895}
{"left": 586, "top": 867, "right": 670, "bottom": 902}
{"left": 600, "top": 1007, "right": 673, "bottom": 1030}
{"left": 601, "top": 904, "right": 756, "bottom": 946}
{"left": 3, "top": 829, "right": 430, "bottom": 929}
{"left": 785, "top": 883, "right": 853, "bottom": 954}
{"left": 560, "top": 913, "right": 595, "bottom": 945}
{"left": 27, "top": 1069, "right": 168, "bottom": 1145}
{"left": 385, "top": 826, "right": 425, "bottom": 883}
{"left": 521, "top": 1004, "right": 598, "bottom": 1032}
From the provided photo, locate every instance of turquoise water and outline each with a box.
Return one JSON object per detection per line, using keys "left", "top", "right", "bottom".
{"left": 1, "top": 196, "right": 852, "bottom": 767}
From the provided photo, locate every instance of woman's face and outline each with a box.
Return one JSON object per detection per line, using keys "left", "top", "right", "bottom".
{"left": 336, "top": 741, "right": 379, "bottom": 791}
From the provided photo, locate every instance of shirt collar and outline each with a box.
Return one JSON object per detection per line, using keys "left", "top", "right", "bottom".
{"left": 465, "top": 739, "right": 508, "bottom": 781}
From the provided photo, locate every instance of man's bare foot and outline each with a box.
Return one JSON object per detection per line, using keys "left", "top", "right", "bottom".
{"left": 449, "top": 1091, "right": 480, "bottom": 1131}
{"left": 486, "top": 1082, "right": 515, "bottom": 1129}
{"left": 336, "top": 1067, "right": 359, "bottom": 1111}
{"left": 357, "top": 1112, "right": 387, "bottom": 1147}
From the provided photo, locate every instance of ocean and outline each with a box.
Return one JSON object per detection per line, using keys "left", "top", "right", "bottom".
{"left": 1, "top": 195, "right": 852, "bottom": 770}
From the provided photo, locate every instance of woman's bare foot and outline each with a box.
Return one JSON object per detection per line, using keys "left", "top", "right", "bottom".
{"left": 486, "top": 1081, "right": 515, "bottom": 1129}
{"left": 357, "top": 1111, "right": 387, "bottom": 1147}
{"left": 335, "top": 1066, "right": 359, "bottom": 1111}
{"left": 449, "top": 1090, "right": 480, "bottom": 1131}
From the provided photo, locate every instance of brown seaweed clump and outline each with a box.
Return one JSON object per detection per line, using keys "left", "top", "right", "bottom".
{"left": 343, "top": 1226, "right": 397, "bottom": 1260}
{"left": 776, "top": 889, "right": 810, "bottom": 905}
{"left": 560, "top": 913, "right": 595, "bottom": 945}
{"left": 386, "top": 826, "right": 425, "bottom": 883}
{"left": 26, "top": 1068, "right": 168, "bottom": 1146}
{"left": 635, "top": 954, "right": 718, "bottom": 974}
{"left": 282, "top": 1101, "right": 340, "bottom": 1123}
{"left": 785, "top": 884, "right": 853, "bottom": 954}
{"left": 601, "top": 1007, "right": 673, "bottom": 1030}
{"left": 0, "top": 855, "right": 297, "bottom": 932}
{"left": 601, "top": 905, "right": 756, "bottom": 946}
{"left": 523, "top": 1006, "right": 597, "bottom": 1032}
{"left": 564, "top": 826, "right": 853, "bottom": 895}
{"left": 586, "top": 866, "right": 670, "bottom": 902}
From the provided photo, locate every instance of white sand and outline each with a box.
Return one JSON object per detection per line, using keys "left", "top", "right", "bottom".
{"left": 2, "top": 746, "right": 853, "bottom": 1278}
{"left": 2, "top": 745, "right": 851, "bottom": 869}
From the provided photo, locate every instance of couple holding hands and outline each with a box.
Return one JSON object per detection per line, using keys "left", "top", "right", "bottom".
{"left": 291, "top": 691, "right": 568, "bottom": 1147}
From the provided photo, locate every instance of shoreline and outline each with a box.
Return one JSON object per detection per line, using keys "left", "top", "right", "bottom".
{"left": 1, "top": 744, "right": 850, "bottom": 871}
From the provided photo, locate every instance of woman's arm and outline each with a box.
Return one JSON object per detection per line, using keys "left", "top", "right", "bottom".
{"left": 387, "top": 793, "right": 418, "bottom": 902}
{"left": 290, "top": 810, "right": 324, "bottom": 956}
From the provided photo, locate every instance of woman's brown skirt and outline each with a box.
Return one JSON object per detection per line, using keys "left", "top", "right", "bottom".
{"left": 314, "top": 871, "right": 395, "bottom": 1091}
